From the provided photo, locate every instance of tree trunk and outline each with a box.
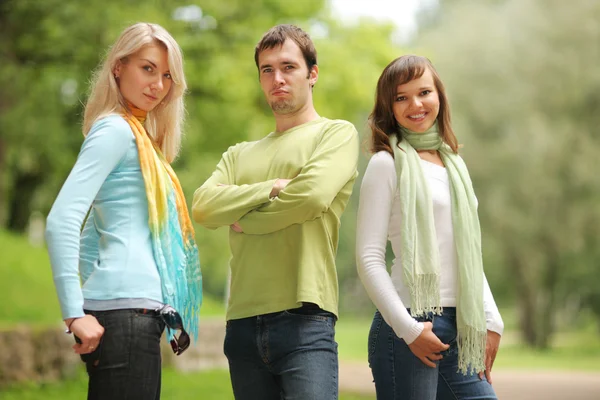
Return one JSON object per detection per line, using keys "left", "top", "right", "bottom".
{"left": 0, "top": 137, "right": 6, "bottom": 228}
{"left": 512, "top": 240, "right": 561, "bottom": 349}
{"left": 511, "top": 253, "right": 538, "bottom": 346}
{"left": 535, "top": 242, "right": 560, "bottom": 349}
{"left": 7, "top": 171, "right": 41, "bottom": 232}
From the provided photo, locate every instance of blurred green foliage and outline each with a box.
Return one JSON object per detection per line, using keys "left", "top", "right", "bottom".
{"left": 0, "top": 0, "right": 400, "bottom": 305}
{"left": 0, "top": 0, "right": 599, "bottom": 350}
{"left": 417, "top": 0, "right": 600, "bottom": 347}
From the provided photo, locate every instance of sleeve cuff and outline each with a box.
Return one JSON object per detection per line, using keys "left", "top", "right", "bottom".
{"left": 401, "top": 321, "right": 424, "bottom": 345}
{"left": 54, "top": 278, "right": 85, "bottom": 320}
{"left": 486, "top": 315, "right": 504, "bottom": 336}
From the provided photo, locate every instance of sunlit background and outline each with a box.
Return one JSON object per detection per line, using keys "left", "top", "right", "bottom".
{"left": 1, "top": 0, "right": 599, "bottom": 398}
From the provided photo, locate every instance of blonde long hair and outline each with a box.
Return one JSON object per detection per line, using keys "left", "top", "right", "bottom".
{"left": 83, "top": 22, "right": 187, "bottom": 163}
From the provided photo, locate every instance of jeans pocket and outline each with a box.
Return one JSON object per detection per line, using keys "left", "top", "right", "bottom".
{"left": 134, "top": 312, "right": 165, "bottom": 336}
{"left": 84, "top": 310, "right": 134, "bottom": 371}
{"left": 368, "top": 312, "right": 383, "bottom": 361}
{"left": 78, "top": 311, "right": 104, "bottom": 367}
{"left": 432, "top": 313, "right": 457, "bottom": 352}
{"left": 80, "top": 340, "right": 102, "bottom": 365}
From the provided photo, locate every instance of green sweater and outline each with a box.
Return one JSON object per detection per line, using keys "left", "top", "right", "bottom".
{"left": 193, "top": 117, "right": 359, "bottom": 320}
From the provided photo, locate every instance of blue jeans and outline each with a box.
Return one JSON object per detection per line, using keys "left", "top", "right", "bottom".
{"left": 224, "top": 303, "right": 339, "bottom": 400}
{"left": 79, "top": 309, "right": 165, "bottom": 400}
{"left": 368, "top": 308, "right": 497, "bottom": 400}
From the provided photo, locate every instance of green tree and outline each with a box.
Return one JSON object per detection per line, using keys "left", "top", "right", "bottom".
{"left": 417, "top": 0, "right": 600, "bottom": 346}
{"left": 0, "top": 0, "right": 405, "bottom": 303}
{"left": 0, "top": 0, "right": 194, "bottom": 230}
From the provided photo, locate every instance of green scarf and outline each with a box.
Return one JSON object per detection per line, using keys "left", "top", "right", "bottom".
{"left": 391, "top": 122, "right": 486, "bottom": 374}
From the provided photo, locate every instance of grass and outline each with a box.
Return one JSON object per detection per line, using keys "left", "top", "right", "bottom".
{"left": 0, "top": 230, "right": 60, "bottom": 328}
{"left": 2, "top": 227, "right": 600, "bottom": 371}
{"left": 1, "top": 227, "right": 599, "bottom": 400}
{"left": 0, "top": 368, "right": 374, "bottom": 399}
{"left": 494, "top": 330, "right": 600, "bottom": 370}
{"left": 0, "top": 229, "right": 225, "bottom": 329}
{"left": 336, "top": 317, "right": 370, "bottom": 361}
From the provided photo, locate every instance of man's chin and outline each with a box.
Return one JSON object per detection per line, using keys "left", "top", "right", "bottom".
{"left": 270, "top": 100, "right": 296, "bottom": 114}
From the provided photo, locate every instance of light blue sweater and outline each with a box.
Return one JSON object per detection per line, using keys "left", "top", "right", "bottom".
{"left": 46, "top": 115, "right": 162, "bottom": 319}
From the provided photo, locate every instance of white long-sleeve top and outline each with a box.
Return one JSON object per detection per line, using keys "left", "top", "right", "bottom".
{"left": 356, "top": 151, "right": 504, "bottom": 345}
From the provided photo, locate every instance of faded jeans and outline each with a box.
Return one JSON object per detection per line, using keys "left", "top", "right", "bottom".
{"left": 368, "top": 308, "right": 497, "bottom": 400}
{"left": 224, "top": 303, "right": 339, "bottom": 400}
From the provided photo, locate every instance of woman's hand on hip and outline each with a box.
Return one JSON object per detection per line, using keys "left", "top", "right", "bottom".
{"left": 407, "top": 321, "right": 449, "bottom": 368}
{"left": 479, "top": 330, "right": 501, "bottom": 384}
{"left": 67, "top": 315, "right": 105, "bottom": 355}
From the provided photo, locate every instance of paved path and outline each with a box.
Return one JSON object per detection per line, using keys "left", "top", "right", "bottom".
{"left": 339, "top": 362, "right": 600, "bottom": 400}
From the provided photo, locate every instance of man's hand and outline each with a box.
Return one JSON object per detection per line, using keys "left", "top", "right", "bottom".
{"left": 231, "top": 221, "right": 243, "bottom": 233}
{"left": 66, "top": 315, "right": 104, "bottom": 355}
{"left": 479, "top": 330, "right": 501, "bottom": 384}
{"left": 269, "top": 179, "right": 291, "bottom": 198}
{"left": 407, "top": 321, "right": 450, "bottom": 368}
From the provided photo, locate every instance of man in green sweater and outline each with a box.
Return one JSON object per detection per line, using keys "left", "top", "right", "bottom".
{"left": 192, "top": 24, "right": 358, "bottom": 399}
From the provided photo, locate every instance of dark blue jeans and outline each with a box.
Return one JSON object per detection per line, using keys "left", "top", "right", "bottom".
{"left": 368, "top": 308, "right": 497, "bottom": 400}
{"left": 80, "top": 309, "right": 165, "bottom": 400}
{"left": 224, "top": 304, "right": 339, "bottom": 400}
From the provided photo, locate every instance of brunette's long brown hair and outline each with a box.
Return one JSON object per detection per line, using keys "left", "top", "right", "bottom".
{"left": 368, "top": 55, "right": 458, "bottom": 156}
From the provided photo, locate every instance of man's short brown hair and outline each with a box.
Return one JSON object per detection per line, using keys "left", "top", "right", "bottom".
{"left": 254, "top": 24, "right": 317, "bottom": 72}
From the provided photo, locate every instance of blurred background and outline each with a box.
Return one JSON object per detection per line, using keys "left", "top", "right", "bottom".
{"left": 1, "top": 0, "right": 599, "bottom": 398}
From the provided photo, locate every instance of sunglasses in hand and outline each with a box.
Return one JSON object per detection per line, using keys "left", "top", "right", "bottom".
{"left": 156, "top": 305, "right": 191, "bottom": 355}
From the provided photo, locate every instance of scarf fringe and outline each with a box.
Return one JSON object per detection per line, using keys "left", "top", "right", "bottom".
{"left": 457, "top": 326, "right": 487, "bottom": 375}
{"left": 408, "top": 274, "right": 443, "bottom": 317}
{"left": 181, "top": 238, "right": 202, "bottom": 341}
{"left": 161, "top": 171, "right": 202, "bottom": 343}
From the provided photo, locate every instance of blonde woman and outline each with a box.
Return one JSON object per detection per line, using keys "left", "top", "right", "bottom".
{"left": 45, "top": 23, "right": 202, "bottom": 400}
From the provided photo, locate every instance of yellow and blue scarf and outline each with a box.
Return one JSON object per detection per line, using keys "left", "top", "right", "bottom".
{"left": 123, "top": 107, "right": 202, "bottom": 341}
